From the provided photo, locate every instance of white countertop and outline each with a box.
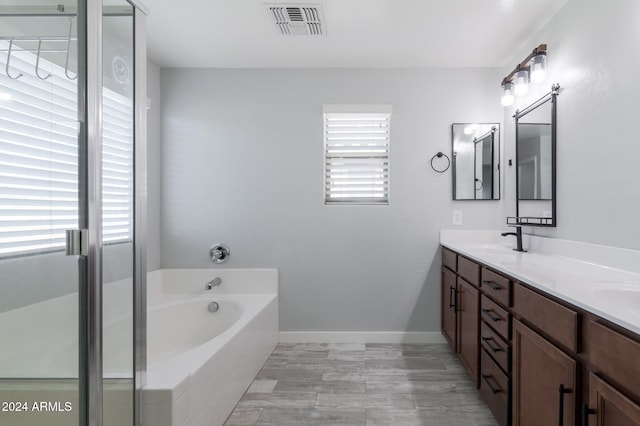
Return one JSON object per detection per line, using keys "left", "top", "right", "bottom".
{"left": 440, "top": 230, "right": 640, "bottom": 336}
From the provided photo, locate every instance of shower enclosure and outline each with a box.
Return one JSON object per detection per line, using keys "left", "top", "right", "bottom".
{"left": 0, "top": 1, "right": 147, "bottom": 425}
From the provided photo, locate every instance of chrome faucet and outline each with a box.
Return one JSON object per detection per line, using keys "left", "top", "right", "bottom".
{"left": 501, "top": 226, "right": 526, "bottom": 252}
{"left": 205, "top": 277, "right": 222, "bottom": 290}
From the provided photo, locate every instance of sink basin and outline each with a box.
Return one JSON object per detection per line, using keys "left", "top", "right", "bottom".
{"left": 477, "top": 247, "right": 515, "bottom": 255}
{"left": 590, "top": 283, "right": 640, "bottom": 315}
{"left": 457, "top": 244, "right": 516, "bottom": 256}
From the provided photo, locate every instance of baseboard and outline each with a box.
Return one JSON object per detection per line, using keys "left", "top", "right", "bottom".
{"left": 278, "top": 331, "right": 446, "bottom": 344}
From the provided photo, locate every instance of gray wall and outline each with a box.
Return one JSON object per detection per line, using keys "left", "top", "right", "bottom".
{"left": 502, "top": 0, "right": 640, "bottom": 249}
{"left": 159, "top": 68, "right": 503, "bottom": 332}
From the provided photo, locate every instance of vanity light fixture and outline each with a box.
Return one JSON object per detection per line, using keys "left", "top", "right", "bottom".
{"left": 513, "top": 68, "right": 529, "bottom": 96}
{"left": 530, "top": 52, "right": 547, "bottom": 83}
{"left": 501, "top": 81, "right": 515, "bottom": 106}
{"left": 500, "top": 44, "right": 547, "bottom": 106}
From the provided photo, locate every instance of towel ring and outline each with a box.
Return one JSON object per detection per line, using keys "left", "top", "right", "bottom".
{"left": 430, "top": 152, "right": 450, "bottom": 173}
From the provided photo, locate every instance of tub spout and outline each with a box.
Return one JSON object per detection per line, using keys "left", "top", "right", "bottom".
{"left": 205, "top": 277, "right": 222, "bottom": 290}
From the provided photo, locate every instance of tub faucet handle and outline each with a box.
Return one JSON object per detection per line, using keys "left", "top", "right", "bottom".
{"left": 205, "top": 277, "right": 222, "bottom": 290}
{"left": 210, "top": 244, "right": 230, "bottom": 263}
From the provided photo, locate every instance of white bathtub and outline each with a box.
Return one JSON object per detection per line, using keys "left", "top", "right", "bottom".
{"left": 147, "top": 298, "right": 241, "bottom": 364}
{"left": 142, "top": 269, "right": 279, "bottom": 426}
{"left": 0, "top": 268, "right": 278, "bottom": 426}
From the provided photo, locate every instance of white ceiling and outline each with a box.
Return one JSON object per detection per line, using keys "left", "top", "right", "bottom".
{"left": 0, "top": 0, "right": 568, "bottom": 68}
{"left": 144, "top": 0, "right": 568, "bottom": 69}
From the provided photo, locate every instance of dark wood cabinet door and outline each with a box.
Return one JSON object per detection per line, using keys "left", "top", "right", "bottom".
{"left": 458, "top": 277, "right": 479, "bottom": 387}
{"left": 587, "top": 374, "right": 640, "bottom": 426}
{"left": 513, "top": 319, "right": 576, "bottom": 426}
{"left": 441, "top": 267, "right": 457, "bottom": 352}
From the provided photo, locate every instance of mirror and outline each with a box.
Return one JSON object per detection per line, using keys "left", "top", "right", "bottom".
{"left": 452, "top": 123, "right": 500, "bottom": 200}
{"left": 512, "top": 87, "right": 557, "bottom": 226}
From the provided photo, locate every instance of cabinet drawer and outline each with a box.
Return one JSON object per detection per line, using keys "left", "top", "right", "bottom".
{"left": 481, "top": 268, "right": 512, "bottom": 307}
{"left": 588, "top": 320, "right": 640, "bottom": 398}
{"left": 480, "top": 320, "right": 510, "bottom": 373}
{"left": 479, "top": 350, "right": 509, "bottom": 426}
{"left": 481, "top": 295, "right": 510, "bottom": 340}
{"left": 442, "top": 247, "right": 457, "bottom": 271}
{"left": 513, "top": 283, "right": 578, "bottom": 353}
{"left": 458, "top": 256, "right": 480, "bottom": 287}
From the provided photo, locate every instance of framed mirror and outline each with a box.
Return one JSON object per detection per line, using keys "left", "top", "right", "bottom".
{"left": 452, "top": 123, "right": 500, "bottom": 200}
{"left": 511, "top": 85, "right": 558, "bottom": 226}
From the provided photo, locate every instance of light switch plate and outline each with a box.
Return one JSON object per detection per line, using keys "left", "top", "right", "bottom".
{"left": 452, "top": 210, "right": 463, "bottom": 226}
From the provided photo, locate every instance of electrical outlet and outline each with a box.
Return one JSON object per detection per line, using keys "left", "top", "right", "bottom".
{"left": 452, "top": 210, "right": 463, "bottom": 226}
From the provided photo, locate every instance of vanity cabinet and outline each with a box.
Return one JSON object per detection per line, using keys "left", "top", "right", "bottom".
{"left": 441, "top": 246, "right": 640, "bottom": 426}
{"left": 513, "top": 283, "right": 578, "bottom": 353}
{"left": 513, "top": 319, "right": 576, "bottom": 426}
{"left": 583, "top": 321, "right": 640, "bottom": 426}
{"left": 481, "top": 349, "right": 510, "bottom": 426}
{"left": 586, "top": 374, "right": 640, "bottom": 426}
{"left": 440, "top": 247, "right": 480, "bottom": 387}
{"left": 479, "top": 267, "right": 513, "bottom": 426}
{"left": 441, "top": 266, "right": 457, "bottom": 350}
{"left": 458, "top": 277, "right": 479, "bottom": 386}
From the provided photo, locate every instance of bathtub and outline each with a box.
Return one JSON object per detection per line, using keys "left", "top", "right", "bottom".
{"left": 141, "top": 269, "right": 279, "bottom": 426}
{"left": 0, "top": 268, "right": 278, "bottom": 426}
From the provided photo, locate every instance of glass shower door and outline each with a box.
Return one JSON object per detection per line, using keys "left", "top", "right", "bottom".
{"left": 0, "top": 2, "right": 143, "bottom": 424}
{"left": 0, "top": 3, "right": 81, "bottom": 426}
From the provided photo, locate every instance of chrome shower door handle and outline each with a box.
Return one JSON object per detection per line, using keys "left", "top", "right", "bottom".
{"left": 66, "top": 229, "right": 88, "bottom": 256}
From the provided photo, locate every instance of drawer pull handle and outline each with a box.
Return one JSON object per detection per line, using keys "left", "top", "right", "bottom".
{"left": 482, "top": 308, "right": 502, "bottom": 322}
{"left": 483, "top": 280, "right": 502, "bottom": 291}
{"left": 581, "top": 404, "right": 596, "bottom": 426}
{"left": 481, "top": 336, "right": 503, "bottom": 353}
{"left": 482, "top": 374, "right": 502, "bottom": 395}
{"left": 558, "top": 384, "right": 572, "bottom": 426}
{"left": 449, "top": 286, "right": 457, "bottom": 311}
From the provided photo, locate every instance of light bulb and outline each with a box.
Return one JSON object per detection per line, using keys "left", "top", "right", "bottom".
{"left": 514, "top": 69, "right": 529, "bottom": 96}
{"left": 530, "top": 53, "right": 547, "bottom": 84}
{"left": 501, "top": 82, "right": 514, "bottom": 106}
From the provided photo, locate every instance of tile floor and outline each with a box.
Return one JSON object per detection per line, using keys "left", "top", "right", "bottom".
{"left": 224, "top": 343, "right": 498, "bottom": 425}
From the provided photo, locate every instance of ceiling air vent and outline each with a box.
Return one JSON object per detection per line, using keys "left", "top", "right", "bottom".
{"left": 265, "top": 4, "right": 325, "bottom": 36}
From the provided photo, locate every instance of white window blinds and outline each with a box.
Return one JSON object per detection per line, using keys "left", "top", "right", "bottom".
{"left": 324, "top": 110, "right": 390, "bottom": 204}
{"left": 102, "top": 89, "right": 134, "bottom": 245}
{"left": 0, "top": 41, "right": 133, "bottom": 257}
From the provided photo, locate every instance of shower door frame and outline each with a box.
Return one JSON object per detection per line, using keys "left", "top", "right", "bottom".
{"left": 132, "top": 3, "right": 148, "bottom": 426}
{"left": 80, "top": 1, "right": 148, "bottom": 425}
{"left": 80, "top": 0, "right": 149, "bottom": 425}
{"left": 78, "top": 0, "right": 104, "bottom": 424}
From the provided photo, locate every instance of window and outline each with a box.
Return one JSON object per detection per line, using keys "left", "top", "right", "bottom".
{"left": 323, "top": 105, "right": 391, "bottom": 205}
{"left": 0, "top": 41, "right": 133, "bottom": 257}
